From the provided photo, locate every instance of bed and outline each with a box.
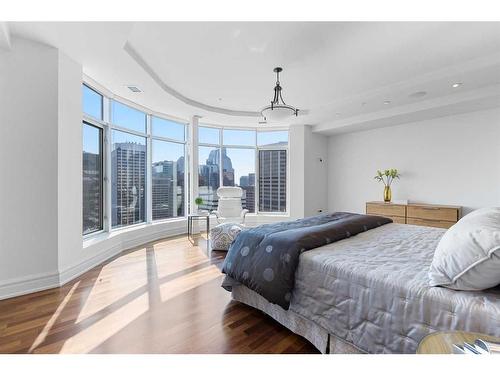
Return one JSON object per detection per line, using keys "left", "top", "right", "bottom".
{"left": 222, "top": 217, "right": 500, "bottom": 354}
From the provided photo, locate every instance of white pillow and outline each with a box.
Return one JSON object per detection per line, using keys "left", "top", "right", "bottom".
{"left": 429, "top": 207, "right": 500, "bottom": 290}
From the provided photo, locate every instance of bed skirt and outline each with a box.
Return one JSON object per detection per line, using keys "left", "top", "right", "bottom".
{"left": 231, "top": 285, "right": 364, "bottom": 354}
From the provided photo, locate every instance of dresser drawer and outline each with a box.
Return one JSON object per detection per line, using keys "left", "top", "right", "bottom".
{"left": 407, "top": 217, "right": 455, "bottom": 229}
{"left": 407, "top": 205, "right": 459, "bottom": 222}
{"left": 387, "top": 215, "right": 406, "bottom": 224}
{"left": 366, "top": 203, "right": 406, "bottom": 218}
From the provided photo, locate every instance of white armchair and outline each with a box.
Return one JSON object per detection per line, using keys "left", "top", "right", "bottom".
{"left": 211, "top": 187, "right": 249, "bottom": 225}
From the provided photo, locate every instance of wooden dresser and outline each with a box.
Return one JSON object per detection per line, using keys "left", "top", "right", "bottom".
{"left": 366, "top": 201, "right": 462, "bottom": 229}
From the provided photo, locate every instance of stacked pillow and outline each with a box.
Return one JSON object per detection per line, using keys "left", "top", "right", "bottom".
{"left": 429, "top": 207, "right": 500, "bottom": 290}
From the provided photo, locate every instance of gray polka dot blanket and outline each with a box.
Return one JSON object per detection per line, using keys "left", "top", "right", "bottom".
{"left": 222, "top": 212, "right": 392, "bottom": 310}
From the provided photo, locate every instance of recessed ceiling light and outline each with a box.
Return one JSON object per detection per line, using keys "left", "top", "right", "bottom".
{"left": 383, "top": 100, "right": 391, "bottom": 105}
{"left": 452, "top": 82, "right": 463, "bottom": 88}
{"left": 127, "top": 85, "right": 142, "bottom": 93}
{"left": 409, "top": 91, "right": 427, "bottom": 98}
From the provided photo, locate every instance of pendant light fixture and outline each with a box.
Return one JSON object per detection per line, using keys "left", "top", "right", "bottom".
{"left": 261, "top": 67, "right": 299, "bottom": 122}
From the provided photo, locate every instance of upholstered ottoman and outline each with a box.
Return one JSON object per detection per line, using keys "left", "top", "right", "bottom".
{"left": 210, "top": 223, "right": 245, "bottom": 251}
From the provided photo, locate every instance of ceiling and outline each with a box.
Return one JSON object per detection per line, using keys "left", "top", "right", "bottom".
{"left": 6, "top": 22, "right": 500, "bottom": 132}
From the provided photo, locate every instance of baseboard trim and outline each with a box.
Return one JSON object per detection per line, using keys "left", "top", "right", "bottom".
{"left": 0, "top": 271, "right": 60, "bottom": 301}
{"left": 58, "top": 243, "right": 123, "bottom": 286}
{"left": 0, "top": 225, "right": 188, "bottom": 301}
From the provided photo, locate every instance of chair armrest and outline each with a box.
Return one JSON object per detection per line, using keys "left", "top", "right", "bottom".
{"left": 240, "top": 209, "right": 249, "bottom": 219}
{"left": 211, "top": 210, "right": 220, "bottom": 218}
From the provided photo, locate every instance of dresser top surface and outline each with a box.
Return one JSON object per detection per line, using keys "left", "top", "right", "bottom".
{"left": 367, "top": 201, "right": 461, "bottom": 210}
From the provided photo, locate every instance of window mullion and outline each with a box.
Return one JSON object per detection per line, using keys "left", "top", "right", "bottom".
{"left": 103, "top": 96, "right": 112, "bottom": 233}
{"left": 146, "top": 115, "right": 153, "bottom": 224}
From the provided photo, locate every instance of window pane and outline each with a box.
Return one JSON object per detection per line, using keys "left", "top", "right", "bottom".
{"left": 198, "top": 146, "right": 220, "bottom": 210}
{"left": 257, "top": 131, "right": 289, "bottom": 147}
{"left": 152, "top": 116, "right": 185, "bottom": 141}
{"left": 259, "top": 149, "right": 287, "bottom": 212}
{"left": 82, "top": 123, "right": 103, "bottom": 234}
{"left": 152, "top": 140, "right": 185, "bottom": 220}
{"left": 82, "top": 85, "right": 102, "bottom": 120}
{"left": 223, "top": 148, "right": 255, "bottom": 213}
{"left": 111, "top": 130, "right": 147, "bottom": 228}
{"left": 199, "top": 126, "right": 220, "bottom": 144}
{"left": 223, "top": 129, "right": 255, "bottom": 146}
{"left": 111, "top": 101, "right": 146, "bottom": 133}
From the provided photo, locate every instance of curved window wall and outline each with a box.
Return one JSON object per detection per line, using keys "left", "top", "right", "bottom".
{"left": 82, "top": 81, "right": 289, "bottom": 237}
{"left": 82, "top": 83, "right": 188, "bottom": 236}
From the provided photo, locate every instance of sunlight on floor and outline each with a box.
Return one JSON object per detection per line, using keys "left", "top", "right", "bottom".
{"left": 59, "top": 292, "right": 149, "bottom": 353}
{"left": 159, "top": 264, "right": 222, "bottom": 303}
{"left": 28, "top": 281, "right": 80, "bottom": 353}
{"left": 59, "top": 242, "right": 220, "bottom": 352}
{"left": 152, "top": 239, "right": 213, "bottom": 279}
{"left": 75, "top": 248, "right": 148, "bottom": 323}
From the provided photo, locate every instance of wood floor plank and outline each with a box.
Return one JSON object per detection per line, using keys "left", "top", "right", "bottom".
{"left": 0, "top": 235, "right": 318, "bottom": 354}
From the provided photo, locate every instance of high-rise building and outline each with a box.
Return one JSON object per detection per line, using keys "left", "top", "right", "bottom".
{"left": 152, "top": 160, "right": 175, "bottom": 219}
{"left": 198, "top": 148, "right": 235, "bottom": 209}
{"left": 111, "top": 142, "right": 146, "bottom": 227}
{"left": 151, "top": 156, "right": 185, "bottom": 220}
{"left": 240, "top": 175, "right": 249, "bottom": 187}
{"left": 248, "top": 173, "right": 255, "bottom": 187}
{"left": 239, "top": 172, "right": 255, "bottom": 213}
{"left": 83, "top": 151, "right": 102, "bottom": 233}
{"left": 259, "top": 150, "right": 287, "bottom": 212}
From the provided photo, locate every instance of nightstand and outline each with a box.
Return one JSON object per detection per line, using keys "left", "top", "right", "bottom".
{"left": 417, "top": 331, "right": 500, "bottom": 354}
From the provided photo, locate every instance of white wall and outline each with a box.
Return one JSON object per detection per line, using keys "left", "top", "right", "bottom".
{"left": 0, "top": 38, "right": 60, "bottom": 294}
{"left": 57, "top": 51, "right": 84, "bottom": 275}
{"left": 327, "top": 108, "right": 500, "bottom": 215}
{"left": 289, "top": 125, "right": 329, "bottom": 218}
{"left": 304, "top": 126, "right": 328, "bottom": 216}
{"left": 289, "top": 125, "right": 305, "bottom": 218}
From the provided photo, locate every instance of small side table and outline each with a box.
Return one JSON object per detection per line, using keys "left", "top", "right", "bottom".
{"left": 187, "top": 213, "right": 211, "bottom": 240}
{"left": 417, "top": 331, "right": 500, "bottom": 354}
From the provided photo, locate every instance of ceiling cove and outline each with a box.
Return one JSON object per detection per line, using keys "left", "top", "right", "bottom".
{"left": 124, "top": 41, "right": 262, "bottom": 118}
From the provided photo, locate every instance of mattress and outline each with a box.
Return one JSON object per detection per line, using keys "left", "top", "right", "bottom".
{"left": 233, "top": 223, "right": 500, "bottom": 354}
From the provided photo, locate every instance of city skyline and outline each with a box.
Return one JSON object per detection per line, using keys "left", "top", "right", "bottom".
{"left": 85, "top": 139, "right": 286, "bottom": 220}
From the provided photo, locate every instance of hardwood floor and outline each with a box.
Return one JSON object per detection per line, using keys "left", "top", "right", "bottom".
{"left": 0, "top": 235, "right": 319, "bottom": 354}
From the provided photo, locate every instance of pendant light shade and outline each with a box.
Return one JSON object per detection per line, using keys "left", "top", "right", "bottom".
{"left": 261, "top": 67, "right": 298, "bottom": 123}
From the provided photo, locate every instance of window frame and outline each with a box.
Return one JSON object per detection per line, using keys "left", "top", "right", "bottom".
{"left": 150, "top": 114, "right": 188, "bottom": 222}
{"left": 82, "top": 120, "right": 104, "bottom": 236}
{"left": 82, "top": 81, "right": 190, "bottom": 238}
{"left": 82, "top": 83, "right": 104, "bottom": 122}
{"left": 198, "top": 124, "right": 289, "bottom": 215}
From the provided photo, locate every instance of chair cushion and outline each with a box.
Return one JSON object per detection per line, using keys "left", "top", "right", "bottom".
{"left": 210, "top": 223, "right": 245, "bottom": 251}
{"left": 217, "top": 198, "right": 243, "bottom": 218}
{"left": 429, "top": 207, "right": 500, "bottom": 290}
{"left": 217, "top": 187, "right": 243, "bottom": 198}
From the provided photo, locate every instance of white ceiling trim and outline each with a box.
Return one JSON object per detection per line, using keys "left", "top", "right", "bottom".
{"left": 124, "top": 41, "right": 261, "bottom": 118}
{"left": 83, "top": 73, "right": 191, "bottom": 124}
{"left": 0, "top": 22, "right": 11, "bottom": 50}
{"left": 315, "top": 52, "right": 500, "bottom": 113}
{"left": 314, "top": 84, "right": 500, "bottom": 134}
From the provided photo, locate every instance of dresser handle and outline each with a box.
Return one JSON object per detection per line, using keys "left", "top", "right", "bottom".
{"left": 420, "top": 207, "right": 440, "bottom": 210}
